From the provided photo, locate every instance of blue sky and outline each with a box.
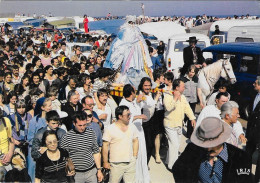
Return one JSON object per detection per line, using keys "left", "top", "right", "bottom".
{"left": 0, "top": 1, "right": 259, "bottom": 17}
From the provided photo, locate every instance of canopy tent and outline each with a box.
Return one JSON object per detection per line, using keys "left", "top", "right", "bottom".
{"left": 24, "top": 18, "right": 46, "bottom": 27}
{"left": 138, "top": 21, "right": 186, "bottom": 43}
{"left": 49, "top": 18, "right": 75, "bottom": 28}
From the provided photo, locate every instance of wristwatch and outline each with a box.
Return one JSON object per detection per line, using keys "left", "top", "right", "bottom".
{"left": 97, "top": 167, "right": 102, "bottom": 170}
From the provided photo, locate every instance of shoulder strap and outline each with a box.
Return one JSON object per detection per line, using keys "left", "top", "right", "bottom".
{"left": 1, "top": 117, "right": 12, "bottom": 142}
{"left": 15, "top": 114, "right": 20, "bottom": 136}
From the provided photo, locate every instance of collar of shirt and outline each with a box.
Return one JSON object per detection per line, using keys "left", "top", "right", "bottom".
{"left": 217, "top": 143, "right": 228, "bottom": 162}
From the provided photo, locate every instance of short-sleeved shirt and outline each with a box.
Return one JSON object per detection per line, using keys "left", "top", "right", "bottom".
{"left": 0, "top": 117, "right": 12, "bottom": 166}
{"left": 103, "top": 123, "right": 138, "bottom": 163}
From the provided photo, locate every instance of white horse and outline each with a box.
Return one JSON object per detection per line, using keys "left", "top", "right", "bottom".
{"left": 198, "top": 58, "right": 236, "bottom": 106}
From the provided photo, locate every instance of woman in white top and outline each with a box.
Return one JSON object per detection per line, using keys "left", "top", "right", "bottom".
{"left": 44, "top": 65, "right": 56, "bottom": 86}
{"left": 76, "top": 74, "right": 93, "bottom": 100}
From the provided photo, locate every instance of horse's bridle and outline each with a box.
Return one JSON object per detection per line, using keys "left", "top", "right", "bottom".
{"left": 222, "top": 59, "right": 232, "bottom": 80}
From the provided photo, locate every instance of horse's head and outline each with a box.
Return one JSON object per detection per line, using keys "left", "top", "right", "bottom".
{"left": 220, "top": 59, "right": 236, "bottom": 84}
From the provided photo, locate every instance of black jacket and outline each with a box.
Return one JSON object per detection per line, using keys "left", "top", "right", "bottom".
{"left": 181, "top": 46, "right": 204, "bottom": 75}
{"left": 61, "top": 102, "right": 83, "bottom": 131}
{"left": 172, "top": 143, "right": 252, "bottom": 183}
{"left": 246, "top": 97, "right": 260, "bottom": 154}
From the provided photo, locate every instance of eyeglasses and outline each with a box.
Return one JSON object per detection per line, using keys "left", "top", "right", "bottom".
{"left": 87, "top": 114, "right": 93, "bottom": 118}
{"left": 89, "top": 57, "right": 94, "bottom": 59}
{"left": 87, "top": 104, "right": 95, "bottom": 106}
{"left": 46, "top": 140, "right": 58, "bottom": 145}
{"left": 122, "top": 113, "right": 131, "bottom": 117}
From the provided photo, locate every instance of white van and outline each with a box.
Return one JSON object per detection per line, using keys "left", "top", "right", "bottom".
{"left": 165, "top": 33, "right": 212, "bottom": 73}
{"left": 209, "top": 20, "right": 260, "bottom": 43}
{"left": 66, "top": 42, "right": 93, "bottom": 59}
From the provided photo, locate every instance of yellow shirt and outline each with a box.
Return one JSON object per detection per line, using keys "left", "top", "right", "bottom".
{"left": 0, "top": 117, "right": 12, "bottom": 166}
{"left": 163, "top": 93, "right": 196, "bottom": 128}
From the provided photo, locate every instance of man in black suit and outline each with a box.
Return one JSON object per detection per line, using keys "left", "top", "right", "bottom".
{"left": 246, "top": 76, "right": 260, "bottom": 182}
{"left": 181, "top": 36, "right": 205, "bottom": 76}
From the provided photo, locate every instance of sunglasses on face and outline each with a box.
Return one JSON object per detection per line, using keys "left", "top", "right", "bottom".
{"left": 87, "top": 114, "right": 93, "bottom": 118}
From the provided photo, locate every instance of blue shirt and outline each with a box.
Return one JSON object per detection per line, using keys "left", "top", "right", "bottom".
{"left": 87, "top": 122, "right": 103, "bottom": 147}
{"left": 199, "top": 143, "right": 228, "bottom": 183}
{"left": 27, "top": 115, "right": 47, "bottom": 145}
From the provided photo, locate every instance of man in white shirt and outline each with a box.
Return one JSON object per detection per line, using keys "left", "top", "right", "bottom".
{"left": 93, "top": 89, "right": 112, "bottom": 129}
{"left": 102, "top": 105, "right": 139, "bottom": 183}
{"left": 220, "top": 101, "right": 247, "bottom": 147}
{"left": 196, "top": 92, "right": 229, "bottom": 129}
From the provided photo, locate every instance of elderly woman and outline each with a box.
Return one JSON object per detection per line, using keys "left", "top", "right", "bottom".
{"left": 61, "top": 89, "right": 83, "bottom": 131}
{"left": 35, "top": 130, "right": 74, "bottom": 183}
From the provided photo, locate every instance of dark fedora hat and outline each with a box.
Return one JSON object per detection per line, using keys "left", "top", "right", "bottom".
{"left": 186, "top": 36, "right": 198, "bottom": 43}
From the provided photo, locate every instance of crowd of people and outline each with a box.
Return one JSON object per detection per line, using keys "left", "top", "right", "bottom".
{"left": 0, "top": 17, "right": 258, "bottom": 183}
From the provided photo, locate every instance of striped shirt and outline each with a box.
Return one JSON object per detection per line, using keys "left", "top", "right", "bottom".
{"left": 60, "top": 128, "right": 100, "bottom": 171}
{"left": 92, "top": 78, "right": 111, "bottom": 93}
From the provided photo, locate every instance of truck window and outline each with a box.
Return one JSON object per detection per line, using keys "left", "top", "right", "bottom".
{"left": 174, "top": 41, "right": 206, "bottom": 52}
{"left": 81, "top": 46, "right": 92, "bottom": 52}
{"left": 235, "top": 37, "right": 254, "bottom": 42}
{"left": 230, "top": 54, "right": 259, "bottom": 75}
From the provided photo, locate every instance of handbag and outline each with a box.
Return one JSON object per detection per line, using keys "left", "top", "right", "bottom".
{"left": 101, "top": 168, "right": 110, "bottom": 183}
{"left": 65, "top": 158, "right": 75, "bottom": 183}
{"left": 65, "top": 157, "right": 75, "bottom": 173}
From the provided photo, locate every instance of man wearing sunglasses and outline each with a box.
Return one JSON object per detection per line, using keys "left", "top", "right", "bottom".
{"left": 84, "top": 109, "right": 102, "bottom": 150}
{"left": 81, "top": 95, "right": 103, "bottom": 129}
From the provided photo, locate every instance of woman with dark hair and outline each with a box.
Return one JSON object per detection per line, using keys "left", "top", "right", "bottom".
{"left": 35, "top": 130, "right": 74, "bottom": 183}
{"left": 94, "top": 55, "right": 103, "bottom": 71}
{"left": 25, "top": 63, "right": 34, "bottom": 73}
{"left": 5, "top": 91, "right": 17, "bottom": 115}
{"left": 2, "top": 72, "right": 14, "bottom": 98}
{"left": 14, "top": 84, "right": 26, "bottom": 100}
{"left": 8, "top": 100, "right": 32, "bottom": 155}
{"left": 76, "top": 74, "right": 93, "bottom": 100}
{"left": 41, "top": 49, "right": 52, "bottom": 67}
{"left": 44, "top": 65, "right": 56, "bottom": 86}
{"left": 24, "top": 70, "right": 33, "bottom": 78}
{"left": 83, "top": 15, "right": 89, "bottom": 33}
{"left": 30, "top": 71, "right": 50, "bottom": 94}
{"left": 21, "top": 75, "right": 30, "bottom": 96}
{"left": 32, "top": 56, "right": 43, "bottom": 71}
{"left": 27, "top": 97, "right": 52, "bottom": 181}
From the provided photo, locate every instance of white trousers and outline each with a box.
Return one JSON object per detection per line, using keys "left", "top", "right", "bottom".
{"left": 165, "top": 126, "right": 182, "bottom": 170}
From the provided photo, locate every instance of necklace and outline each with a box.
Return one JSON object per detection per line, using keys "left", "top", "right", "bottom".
{"left": 50, "top": 159, "right": 59, "bottom": 171}
{"left": 47, "top": 150, "right": 60, "bottom": 171}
